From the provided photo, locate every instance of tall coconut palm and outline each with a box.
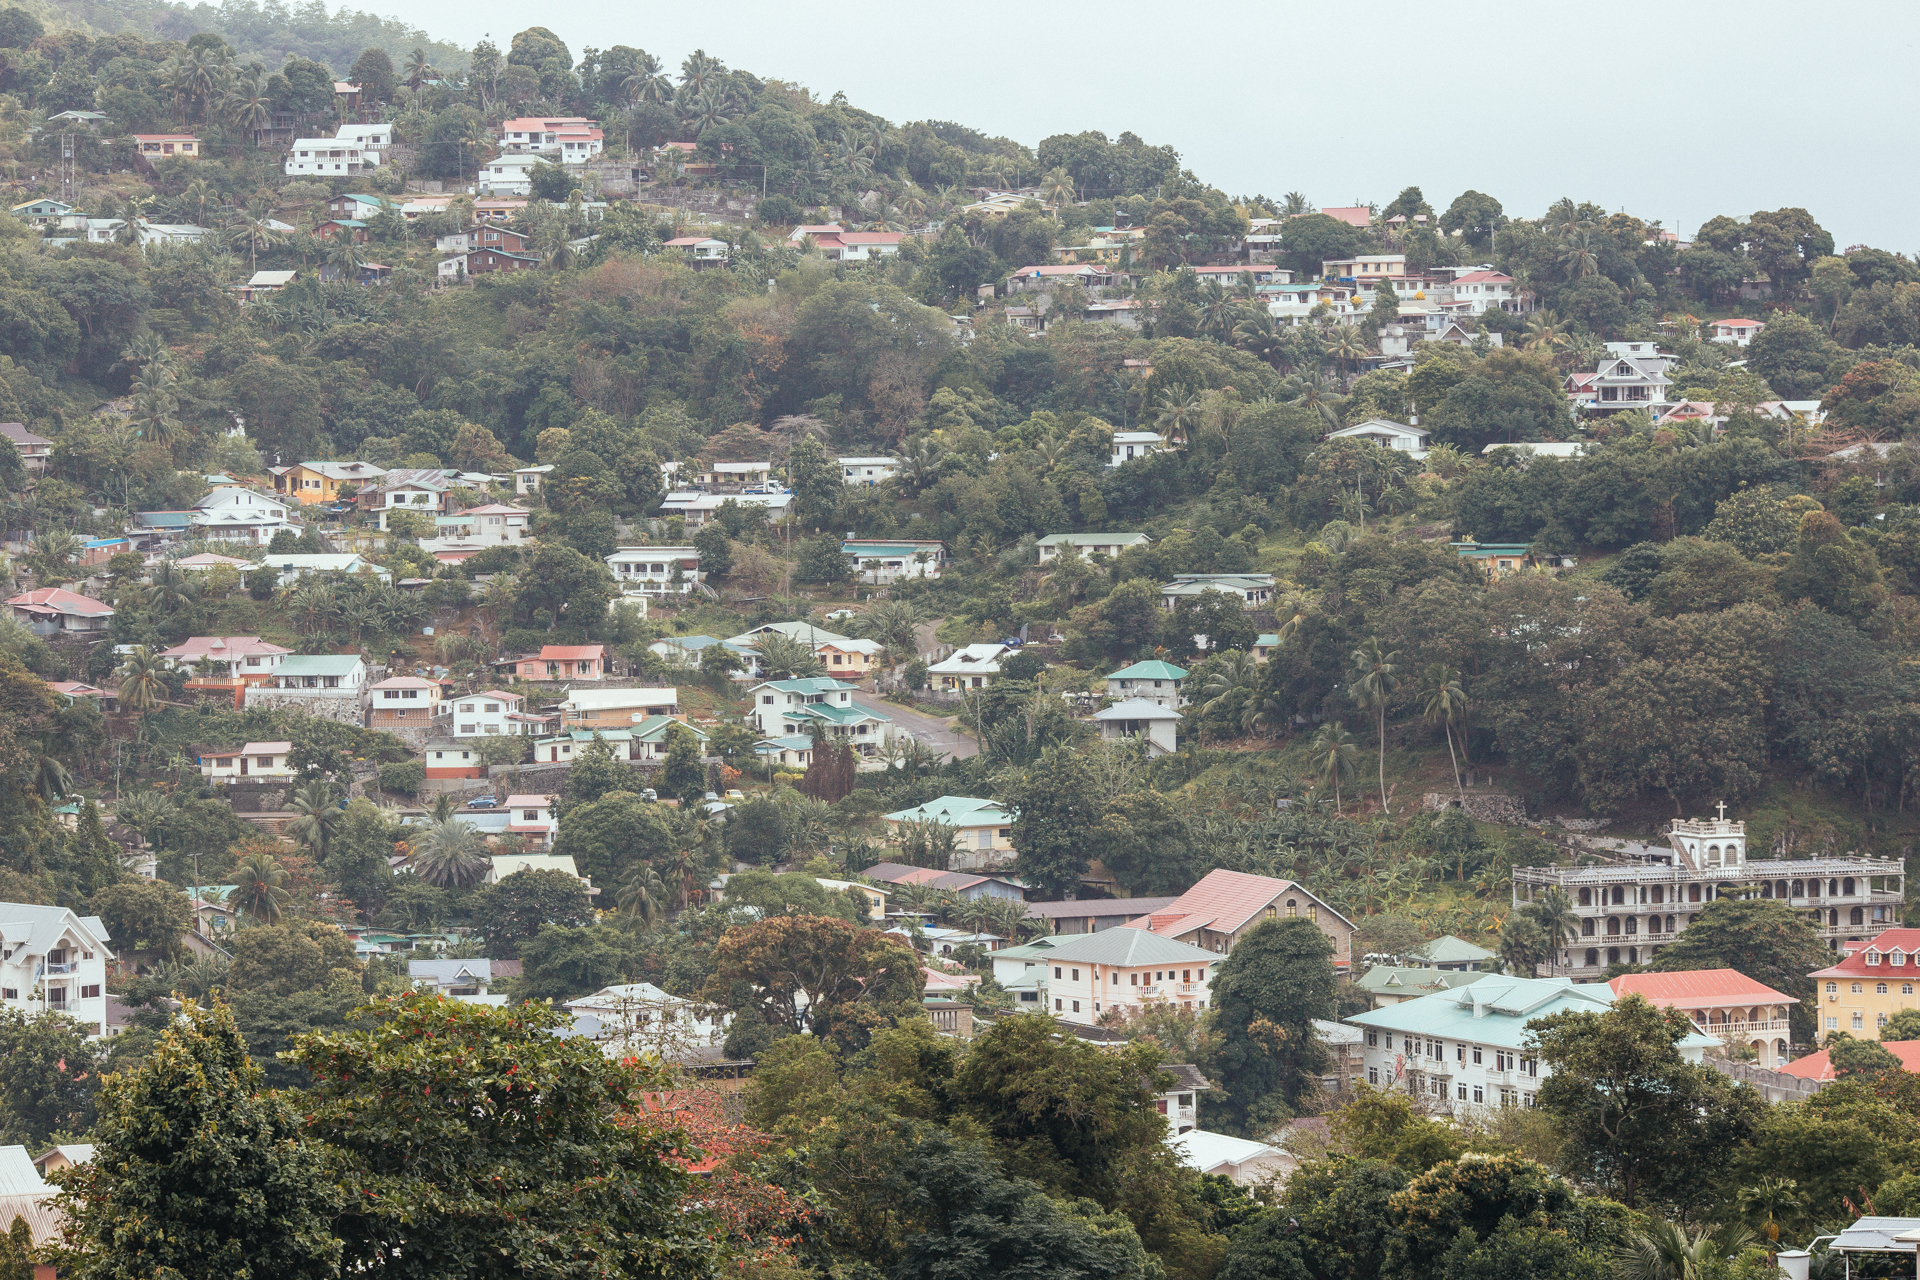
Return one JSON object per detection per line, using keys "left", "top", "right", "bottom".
{"left": 1526, "top": 886, "right": 1580, "bottom": 976}
{"left": 402, "top": 48, "right": 438, "bottom": 92}
{"left": 1326, "top": 324, "right": 1370, "bottom": 378}
{"left": 754, "top": 632, "right": 824, "bottom": 680}
{"left": 1348, "top": 637, "right": 1401, "bottom": 813}
{"left": 1154, "top": 385, "right": 1203, "bottom": 446}
{"left": 325, "top": 235, "right": 365, "bottom": 282}
{"left": 286, "top": 780, "right": 342, "bottom": 862}
{"left": 1420, "top": 662, "right": 1469, "bottom": 806}
{"left": 1308, "top": 721, "right": 1357, "bottom": 816}
{"left": 1282, "top": 192, "right": 1310, "bottom": 216}
{"left": 1736, "top": 1177, "right": 1806, "bottom": 1248}
{"left": 1523, "top": 309, "right": 1571, "bottom": 354}
{"left": 618, "top": 862, "right": 670, "bottom": 928}
{"left": 408, "top": 817, "right": 489, "bottom": 889}
{"left": 232, "top": 852, "right": 290, "bottom": 923}
{"left": 115, "top": 645, "right": 168, "bottom": 717}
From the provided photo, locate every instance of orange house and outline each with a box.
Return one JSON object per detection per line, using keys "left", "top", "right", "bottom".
{"left": 504, "top": 644, "right": 606, "bottom": 681}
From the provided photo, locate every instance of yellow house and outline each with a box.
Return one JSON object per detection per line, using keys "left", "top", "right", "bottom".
{"left": 274, "top": 460, "right": 388, "bottom": 505}
{"left": 132, "top": 133, "right": 201, "bottom": 159}
{"left": 816, "top": 639, "right": 882, "bottom": 677}
{"left": 1812, "top": 927, "right": 1920, "bottom": 1039}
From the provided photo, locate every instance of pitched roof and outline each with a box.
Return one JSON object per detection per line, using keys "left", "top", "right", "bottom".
{"left": 1169, "top": 1129, "right": 1279, "bottom": 1173}
{"left": 538, "top": 644, "right": 605, "bottom": 661}
{"left": 1414, "top": 935, "right": 1496, "bottom": 965}
{"left": 1109, "top": 660, "right": 1188, "bottom": 681}
{"left": 6, "top": 588, "right": 113, "bottom": 618}
{"left": 1609, "top": 968, "right": 1796, "bottom": 1005}
{"left": 1353, "top": 965, "right": 1491, "bottom": 995}
{"left": 0, "top": 423, "right": 51, "bottom": 447}
{"left": 0, "top": 902, "right": 114, "bottom": 960}
{"left": 1346, "top": 976, "right": 1617, "bottom": 1049}
{"left": 1451, "top": 270, "right": 1514, "bottom": 285}
{"left": 1126, "top": 869, "right": 1353, "bottom": 939}
{"left": 1813, "top": 929, "right": 1920, "bottom": 978}
{"left": 884, "top": 795, "right": 1012, "bottom": 825}
{"left": 159, "top": 636, "right": 291, "bottom": 661}
{"left": 273, "top": 654, "right": 364, "bottom": 675}
{"left": 1022, "top": 896, "right": 1179, "bottom": 920}
{"left": 1777, "top": 1040, "right": 1920, "bottom": 1082}
{"left": 1029, "top": 928, "right": 1222, "bottom": 968}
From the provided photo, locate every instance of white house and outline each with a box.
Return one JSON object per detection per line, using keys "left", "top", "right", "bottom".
{"left": 560, "top": 686, "right": 682, "bottom": 733}
{"left": 191, "top": 486, "right": 298, "bottom": 544}
{"left": 658, "top": 491, "right": 792, "bottom": 528}
{"left": 334, "top": 122, "right": 392, "bottom": 153}
{"left": 1345, "top": 975, "right": 1718, "bottom": 1111}
{"left": 1439, "top": 270, "right": 1528, "bottom": 315}
{"left": 1094, "top": 698, "right": 1181, "bottom": 757}
{"left": 606, "top": 546, "right": 703, "bottom": 595}
{"left": 1168, "top": 1130, "right": 1288, "bottom": 1187}
{"left": 1106, "top": 659, "right": 1186, "bottom": 709}
{"left": 564, "top": 983, "right": 726, "bottom": 1061}
{"left": 255, "top": 654, "right": 366, "bottom": 699}
{"left": 841, "top": 538, "right": 948, "bottom": 583}
{"left": 422, "top": 504, "right": 532, "bottom": 548}
{"left": 496, "top": 116, "right": 603, "bottom": 161}
{"left": 284, "top": 139, "right": 376, "bottom": 176}
{"left": 1034, "top": 532, "right": 1152, "bottom": 562}
{"left": 1110, "top": 432, "right": 1165, "bottom": 467}
{"left": 1324, "top": 418, "right": 1430, "bottom": 460}
{"left": 1573, "top": 348, "right": 1675, "bottom": 416}
{"left": 504, "top": 795, "right": 558, "bottom": 844}
{"left": 477, "top": 154, "right": 543, "bottom": 196}
{"left": 662, "top": 236, "right": 729, "bottom": 264}
{"left": 1159, "top": 574, "right": 1276, "bottom": 610}
{"left": 513, "top": 464, "right": 553, "bottom": 496}
{"left": 0, "top": 903, "right": 113, "bottom": 1038}
{"left": 200, "top": 741, "right": 295, "bottom": 782}
{"left": 138, "top": 223, "right": 209, "bottom": 246}
{"left": 840, "top": 456, "right": 901, "bottom": 486}
{"left": 440, "top": 690, "right": 532, "bottom": 737}
{"left": 409, "top": 957, "right": 509, "bottom": 1002}
{"left": 747, "top": 677, "right": 860, "bottom": 735}
{"left": 929, "top": 643, "right": 1017, "bottom": 691}
{"left": 1711, "top": 318, "right": 1765, "bottom": 346}
{"left": 263, "top": 553, "right": 391, "bottom": 586}
{"left": 1029, "top": 928, "right": 1221, "bottom": 1025}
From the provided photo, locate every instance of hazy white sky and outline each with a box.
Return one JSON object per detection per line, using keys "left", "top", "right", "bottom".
{"left": 384, "top": 0, "right": 1916, "bottom": 250}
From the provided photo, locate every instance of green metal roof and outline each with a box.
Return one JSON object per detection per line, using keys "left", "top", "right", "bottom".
{"left": 885, "top": 795, "right": 1011, "bottom": 825}
{"left": 1415, "top": 934, "right": 1496, "bottom": 965}
{"left": 1346, "top": 976, "right": 1614, "bottom": 1049}
{"left": 1352, "top": 966, "right": 1490, "bottom": 996}
{"left": 784, "top": 702, "right": 886, "bottom": 726}
{"left": 1109, "top": 660, "right": 1188, "bottom": 681}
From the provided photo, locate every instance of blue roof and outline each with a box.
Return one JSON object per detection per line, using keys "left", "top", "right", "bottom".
{"left": 884, "top": 795, "right": 1012, "bottom": 825}
{"left": 1109, "top": 660, "right": 1187, "bottom": 680}
{"left": 757, "top": 734, "right": 816, "bottom": 752}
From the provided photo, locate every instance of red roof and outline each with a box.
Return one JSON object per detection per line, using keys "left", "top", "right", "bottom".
{"left": 1315, "top": 206, "right": 1373, "bottom": 227}
{"left": 1778, "top": 1039, "right": 1920, "bottom": 1081}
{"left": 7, "top": 587, "right": 113, "bottom": 617}
{"left": 1451, "top": 271, "right": 1514, "bottom": 285}
{"left": 1122, "top": 868, "right": 1342, "bottom": 939}
{"left": 160, "top": 636, "right": 292, "bottom": 661}
{"left": 1609, "top": 968, "right": 1795, "bottom": 1006}
{"left": 1813, "top": 928, "right": 1920, "bottom": 978}
{"left": 538, "top": 644, "right": 605, "bottom": 661}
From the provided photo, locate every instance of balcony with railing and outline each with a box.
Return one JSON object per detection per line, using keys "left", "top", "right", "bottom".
{"left": 1696, "top": 1017, "right": 1791, "bottom": 1039}
{"left": 44, "top": 962, "right": 79, "bottom": 975}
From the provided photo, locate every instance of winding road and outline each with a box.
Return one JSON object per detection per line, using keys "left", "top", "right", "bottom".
{"left": 851, "top": 690, "right": 978, "bottom": 761}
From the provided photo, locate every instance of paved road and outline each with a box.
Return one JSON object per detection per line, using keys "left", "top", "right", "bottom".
{"left": 852, "top": 690, "right": 978, "bottom": 760}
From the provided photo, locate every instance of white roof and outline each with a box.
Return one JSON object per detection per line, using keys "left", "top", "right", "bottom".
{"left": 0, "top": 1147, "right": 46, "bottom": 1197}
{"left": 490, "top": 852, "right": 579, "bottom": 879}
{"left": 246, "top": 270, "right": 297, "bottom": 287}
{"left": 1327, "top": 418, "right": 1430, "bottom": 441}
{"left": 565, "top": 982, "right": 687, "bottom": 1009}
{"left": 564, "top": 687, "right": 678, "bottom": 711}
{"left": 1112, "top": 431, "right": 1164, "bottom": 445}
{"left": 1095, "top": 697, "right": 1182, "bottom": 721}
{"left": 1481, "top": 441, "right": 1586, "bottom": 457}
{"left": 839, "top": 456, "right": 900, "bottom": 466}
{"left": 0, "top": 903, "right": 113, "bottom": 960}
{"left": 1167, "top": 1130, "right": 1278, "bottom": 1174}
{"left": 929, "top": 643, "right": 1014, "bottom": 675}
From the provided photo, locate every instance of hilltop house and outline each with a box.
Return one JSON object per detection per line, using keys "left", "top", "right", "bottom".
{"left": 1810, "top": 928, "right": 1920, "bottom": 1044}
{"left": 191, "top": 486, "right": 298, "bottom": 544}
{"left": 1110, "top": 432, "right": 1165, "bottom": 466}
{"left": 1027, "top": 929, "right": 1222, "bottom": 1026}
{"left": 6, "top": 588, "right": 113, "bottom": 635}
{"left": 884, "top": 796, "right": 1017, "bottom": 867}
{"left": 1158, "top": 574, "right": 1275, "bottom": 610}
{"left": 1324, "top": 418, "right": 1430, "bottom": 459}
{"left": 252, "top": 654, "right": 366, "bottom": 701}
{"left": 606, "top": 546, "right": 703, "bottom": 595}
{"left": 1095, "top": 699, "right": 1181, "bottom": 757}
{"left": 1034, "top": 532, "right": 1152, "bottom": 562}
{"left": 1106, "top": 659, "right": 1186, "bottom": 709}
{"left": 747, "top": 677, "right": 859, "bottom": 735}
{"left": 929, "top": 643, "right": 1018, "bottom": 691}
{"left": 560, "top": 686, "right": 681, "bottom": 732}
{"left": 842, "top": 538, "right": 947, "bottom": 583}
{"left": 840, "top": 456, "right": 901, "bottom": 486}
{"left": 274, "top": 461, "right": 387, "bottom": 505}
{"left": 501, "top": 644, "right": 606, "bottom": 681}
{"left": 2, "top": 423, "right": 51, "bottom": 474}
{"left": 1609, "top": 969, "right": 1797, "bottom": 1068}
{"left": 200, "top": 741, "right": 294, "bottom": 781}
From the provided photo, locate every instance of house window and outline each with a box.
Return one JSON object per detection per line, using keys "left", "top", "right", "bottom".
{"left": 1368, "top": 1067, "right": 1378, "bottom": 1085}
{"left": 1879, "top": 984, "right": 1890, "bottom": 995}
{"left": 1472, "top": 1046, "right": 1483, "bottom": 1064}
{"left": 81, "top": 984, "right": 100, "bottom": 999}
{"left": 1071, "top": 1001, "right": 1080, "bottom": 1013}
{"left": 1854, "top": 1012, "right": 1864, "bottom": 1030}
{"left": 1473, "top": 1086, "right": 1484, "bottom": 1103}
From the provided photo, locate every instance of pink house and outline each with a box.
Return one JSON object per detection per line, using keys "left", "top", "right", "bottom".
{"left": 504, "top": 644, "right": 606, "bottom": 681}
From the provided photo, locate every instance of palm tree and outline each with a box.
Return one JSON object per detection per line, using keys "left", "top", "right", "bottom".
{"left": 618, "top": 862, "right": 670, "bottom": 928}
{"left": 1326, "top": 324, "right": 1370, "bottom": 378}
{"left": 115, "top": 646, "right": 168, "bottom": 717}
{"left": 402, "top": 48, "right": 438, "bottom": 92}
{"left": 1154, "top": 385, "right": 1203, "bottom": 446}
{"left": 754, "top": 632, "right": 824, "bottom": 680}
{"left": 1348, "top": 638, "right": 1401, "bottom": 813}
{"left": 622, "top": 53, "right": 670, "bottom": 106}
{"left": 325, "top": 235, "right": 365, "bottom": 283}
{"left": 286, "top": 780, "right": 342, "bottom": 862}
{"left": 1614, "top": 1220, "right": 1745, "bottom": 1280}
{"left": 232, "top": 852, "right": 290, "bottom": 923}
{"left": 1559, "top": 231, "right": 1599, "bottom": 279}
{"left": 1038, "top": 166, "right": 1075, "bottom": 207}
{"left": 227, "top": 212, "right": 283, "bottom": 276}
{"left": 679, "top": 48, "right": 720, "bottom": 93}
{"left": 1736, "top": 1178, "right": 1805, "bottom": 1249}
{"left": 686, "top": 84, "right": 733, "bottom": 137}
{"left": 1308, "top": 721, "right": 1357, "bottom": 815}
{"left": 1526, "top": 886, "right": 1581, "bottom": 976}
{"left": 1282, "top": 192, "right": 1310, "bottom": 216}
{"left": 1336, "top": 486, "right": 1373, "bottom": 532}
{"left": 1420, "top": 663, "right": 1469, "bottom": 806}
{"left": 408, "top": 817, "right": 489, "bottom": 889}
{"left": 131, "top": 391, "right": 182, "bottom": 448}
{"left": 220, "top": 72, "right": 270, "bottom": 148}
{"left": 1423, "top": 442, "right": 1469, "bottom": 479}
{"left": 1523, "top": 310, "right": 1571, "bottom": 354}
{"left": 30, "top": 754, "right": 72, "bottom": 803}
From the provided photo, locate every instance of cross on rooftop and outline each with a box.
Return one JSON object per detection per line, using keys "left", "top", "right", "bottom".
{"left": 1716, "top": 801, "right": 1728, "bottom": 821}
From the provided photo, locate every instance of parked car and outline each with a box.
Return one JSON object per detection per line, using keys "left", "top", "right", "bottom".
{"left": 466, "top": 795, "right": 499, "bottom": 809}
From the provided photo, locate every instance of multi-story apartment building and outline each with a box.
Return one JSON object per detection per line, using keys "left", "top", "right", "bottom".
{"left": 1513, "top": 808, "right": 1904, "bottom": 976}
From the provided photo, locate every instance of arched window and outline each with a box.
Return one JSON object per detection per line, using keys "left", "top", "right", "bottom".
{"left": 1761, "top": 882, "right": 1773, "bottom": 898}
{"left": 1606, "top": 918, "right": 1621, "bottom": 936}
{"left": 1582, "top": 919, "right": 1595, "bottom": 937}
{"left": 1611, "top": 885, "right": 1625, "bottom": 905}
{"left": 1651, "top": 885, "right": 1665, "bottom": 904}
{"left": 1585, "top": 948, "right": 1599, "bottom": 967}
{"left": 1830, "top": 909, "right": 1840, "bottom": 926}
{"left": 1607, "top": 947, "right": 1620, "bottom": 966}
{"left": 1578, "top": 887, "right": 1592, "bottom": 907}
{"left": 1750, "top": 1007, "right": 1761, "bottom": 1022}
{"left": 1668, "top": 915, "right": 1677, "bottom": 932}
{"left": 1778, "top": 880, "right": 1790, "bottom": 899}
{"left": 1830, "top": 879, "right": 1841, "bottom": 897}
{"left": 1845, "top": 878, "right": 1856, "bottom": 896}
{"left": 1852, "top": 907, "right": 1865, "bottom": 926}
{"left": 1689, "top": 884, "right": 1702, "bottom": 902}
{"left": 1625, "top": 917, "right": 1638, "bottom": 935}
{"left": 1807, "top": 880, "right": 1820, "bottom": 898}
{"left": 1628, "top": 946, "right": 1639, "bottom": 964}
{"left": 1707, "top": 845, "right": 1720, "bottom": 865}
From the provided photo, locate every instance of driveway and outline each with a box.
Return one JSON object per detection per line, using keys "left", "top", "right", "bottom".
{"left": 852, "top": 690, "right": 978, "bottom": 760}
